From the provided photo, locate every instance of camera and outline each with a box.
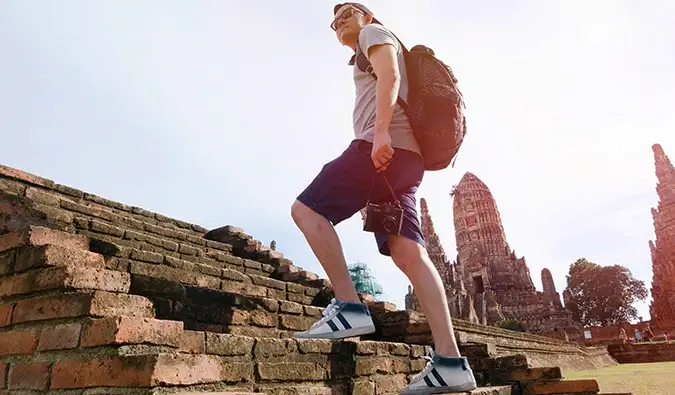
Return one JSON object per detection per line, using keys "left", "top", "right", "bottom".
{"left": 363, "top": 201, "right": 404, "bottom": 235}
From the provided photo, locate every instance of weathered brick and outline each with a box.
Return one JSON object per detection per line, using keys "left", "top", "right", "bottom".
{"left": 11, "top": 291, "right": 154, "bottom": 324}
{"left": 356, "top": 357, "right": 393, "bottom": 376}
{"left": 280, "top": 301, "right": 304, "bottom": 315}
{"left": 81, "top": 316, "right": 183, "bottom": 348}
{"left": 297, "top": 339, "right": 333, "bottom": 354}
{"left": 250, "top": 311, "right": 278, "bottom": 327}
{"left": 0, "top": 226, "right": 87, "bottom": 253}
{"left": 51, "top": 354, "right": 239, "bottom": 388}
{"left": 0, "top": 266, "right": 130, "bottom": 297}
{"left": 25, "top": 187, "right": 60, "bottom": 206}
{"left": 491, "top": 367, "right": 562, "bottom": 384}
{"left": 374, "top": 375, "right": 407, "bottom": 394}
{"left": 61, "top": 199, "right": 114, "bottom": 221}
{"left": 221, "top": 280, "right": 267, "bottom": 297}
{"left": 130, "top": 249, "right": 164, "bottom": 264}
{"left": 13, "top": 244, "right": 104, "bottom": 273}
{"left": 9, "top": 362, "right": 50, "bottom": 390}
{"left": 493, "top": 354, "right": 531, "bottom": 371}
{"left": 0, "top": 177, "right": 27, "bottom": 195}
{"left": 287, "top": 293, "right": 314, "bottom": 305}
{"left": 90, "top": 220, "right": 125, "bottom": 237}
{"left": 522, "top": 379, "right": 599, "bottom": 395}
{"left": 179, "top": 330, "right": 206, "bottom": 354}
{"left": 0, "top": 330, "right": 38, "bottom": 356}
{"left": 221, "top": 268, "right": 249, "bottom": 282}
{"left": 206, "top": 333, "right": 255, "bottom": 356}
{"left": 257, "top": 362, "right": 326, "bottom": 381}
{"left": 0, "top": 361, "right": 6, "bottom": 389}
{"left": 352, "top": 379, "right": 375, "bottom": 395}
{"left": 0, "top": 305, "right": 12, "bottom": 327}
{"left": 304, "top": 306, "right": 324, "bottom": 317}
{"left": 0, "top": 165, "right": 54, "bottom": 188}
{"left": 279, "top": 315, "right": 315, "bottom": 331}
{"left": 37, "top": 323, "right": 82, "bottom": 351}
{"left": 179, "top": 244, "right": 199, "bottom": 255}
{"left": 0, "top": 250, "right": 13, "bottom": 275}
{"left": 251, "top": 274, "right": 286, "bottom": 290}
{"left": 459, "top": 343, "right": 497, "bottom": 357}
{"left": 254, "top": 338, "right": 296, "bottom": 358}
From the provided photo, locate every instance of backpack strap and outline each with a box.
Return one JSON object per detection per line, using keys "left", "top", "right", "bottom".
{"left": 354, "top": 37, "right": 409, "bottom": 112}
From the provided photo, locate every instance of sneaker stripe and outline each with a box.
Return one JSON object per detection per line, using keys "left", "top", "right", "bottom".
{"left": 326, "top": 319, "right": 340, "bottom": 332}
{"left": 423, "top": 376, "right": 434, "bottom": 387}
{"left": 335, "top": 312, "right": 352, "bottom": 330}
{"left": 431, "top": 368, "right": 448, "bottom": 387}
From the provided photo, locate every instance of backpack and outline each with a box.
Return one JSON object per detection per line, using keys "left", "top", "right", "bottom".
{"left": 354, "top": 32, "right": 467, "bottom": 171}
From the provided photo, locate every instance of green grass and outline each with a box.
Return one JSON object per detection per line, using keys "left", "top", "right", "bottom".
{"left": 565, "top": 362, "right": 674, "bottom": 395}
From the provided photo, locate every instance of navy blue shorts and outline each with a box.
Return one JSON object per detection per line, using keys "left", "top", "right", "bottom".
{"left": 296, "top": 139, "right": 425, "bottom": 256}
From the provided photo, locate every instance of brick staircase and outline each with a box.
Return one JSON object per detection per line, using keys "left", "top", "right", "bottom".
{"left": 0, "top": 165, "right": 625, "bottom": 394}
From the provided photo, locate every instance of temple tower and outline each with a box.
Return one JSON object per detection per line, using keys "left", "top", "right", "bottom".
{"left": 541, "top": 268, "right": 563, "bottom": 310}
{"left": 420, "top": 198, "right": 453, "bottom": 287}
{"left": 648, "top": 143, "right": 675, "bottom": 331}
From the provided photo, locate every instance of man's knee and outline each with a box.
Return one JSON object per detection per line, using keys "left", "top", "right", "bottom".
{"left": 291, "top": 200, "right": 310, "bottom": 225}
{"left": 388, "top": 235, "right": 428, "bottom": 272}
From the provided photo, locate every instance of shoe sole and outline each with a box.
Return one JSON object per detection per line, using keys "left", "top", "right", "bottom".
{"left": 399, "top": 383, "right": 477, "bottom": 395}
{"left": 293, "top": 324, "right": 376, "bottom": 340}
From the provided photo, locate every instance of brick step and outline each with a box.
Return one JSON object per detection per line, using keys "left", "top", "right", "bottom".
{"left": 3, "top": 174, "right": 335, "bottom": 299}
{"left": 0, "top": 317, "right": 438, "bottom": 393}
{"left": 88, "top": 236, "right": 328, "bottom": 302}
{"left": 130, "top": 273, "right": 324, "bottom": 338}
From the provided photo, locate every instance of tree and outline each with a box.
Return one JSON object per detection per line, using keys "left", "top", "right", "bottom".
{"left": 564, "top": 258, "right": 648, "bottom": 327}
{"left": 348, "top": 262, "right": 384, "bottom": 299}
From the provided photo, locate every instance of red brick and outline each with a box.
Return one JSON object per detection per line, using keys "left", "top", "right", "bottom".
{"left": 0, "top": 226, "right": 87, "bottom": 254}
{"left": 13, "top": 244, "right": 104, "bottom": 273}
{"left": 522, "top": 379, "right": 599, "bottom": 395}
{"left": 0, "top": 165, "right": 54, "bottom": 188}
{"left": 80, "top": 316, "right": 183, "bottom": 348}
{"left": 0, "top": 330, "right": 38, "bottom": 356}
{"left": 0, "top": 267, "right": 129, "bottom": 297}
{"left": 9, "top": 362, "right": 50, "bottom": 390}
{"left": 179, "top": 330, "right": 206, "bottom": 354}
{"left": 0, "top": 362, "right": 6, "bottom": 389}
{"left": 11, "top": 291, "right": 154, "bottom": 324}
{"left": 491, "top": 367, "right": 562, "bottom": 384}
{"left": 37, "top": 323, "right": 82, "bottom": 351}
{"left": 50, "top": 354, "right": 231, "bottom": 388}
{"left": 0, "top": 305, "right": 12, "bottom": 327}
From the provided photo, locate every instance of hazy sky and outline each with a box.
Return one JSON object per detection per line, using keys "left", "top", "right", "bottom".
{"left": 1, "top": 1, "right": 673, "bottom": 322}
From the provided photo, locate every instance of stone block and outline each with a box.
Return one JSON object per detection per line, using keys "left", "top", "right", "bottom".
{"left": 80, "top": 316, "right": 184, "bottom": 348}
{"left": 37, "top": 323, "right": 82, "bottom": 351}
{"left": 521, "top": 379, "right": 599, "bottom": 395}
{"left": 0, "top": 226, "right": 88, "bottom": 254}
{"left": 0, "top": 266, "right": 130, "bottom": 297}
{"left": 0, "top": 330, "right": 38, "bottom": 356}
{"left": 11, "top": 291, "right": 154, "bottom": 324}
{"left": 8, "top": 362, "right": 50, "bottom": 390}
{"left": 12, "top": 244, "right": 104, "bottom": 273}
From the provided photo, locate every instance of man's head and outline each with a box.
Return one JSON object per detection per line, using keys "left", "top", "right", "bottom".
{"left": 331, "top": 3, "right": 380, "bottom": 47}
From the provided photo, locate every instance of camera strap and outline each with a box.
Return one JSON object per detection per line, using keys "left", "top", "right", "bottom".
{"left": 367, "top": 173, "right": 400, "bottom": 205}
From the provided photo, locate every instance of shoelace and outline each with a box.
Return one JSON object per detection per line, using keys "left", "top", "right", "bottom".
{"left": 310, "top": 298, "right": 340, "bottom": 329}
{"left": 410, "top": 347, "right": 436, "bottom": 382}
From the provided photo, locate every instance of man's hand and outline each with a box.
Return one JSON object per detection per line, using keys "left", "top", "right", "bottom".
{"left": 371, "top": 131, "right": 394, "bottom": 172}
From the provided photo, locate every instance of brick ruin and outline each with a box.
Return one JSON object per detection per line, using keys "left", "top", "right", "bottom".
{"left": 648, "top": 143, "right": 675, "bottom": 333}
{"left": 406, "top": 173, "right": 582, "bottom": 340}
{"left": 0, "top": 164, "right": 620, "bottom": 394}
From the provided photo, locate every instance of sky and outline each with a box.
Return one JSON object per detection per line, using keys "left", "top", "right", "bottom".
{"left": 1, "top": 1, "right": 674, "bottom": 323}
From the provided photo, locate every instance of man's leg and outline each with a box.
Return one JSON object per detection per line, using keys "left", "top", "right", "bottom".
{"left": 290, "top": 140, "right": 377, "bottom": 340}
{"left": 290, "top": 200, "right": 359, "bottom": 303}
{"left": 388, "top": 236, "right": 459, "bottom": 357}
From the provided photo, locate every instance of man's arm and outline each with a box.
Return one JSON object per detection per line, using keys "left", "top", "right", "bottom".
{"left": 368, "top": 43, "right": 401, "bottom": 138}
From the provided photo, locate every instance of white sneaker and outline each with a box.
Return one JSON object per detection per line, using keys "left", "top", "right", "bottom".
{"left": 293, "top": 298, "right": 376, "bottom": 340}
{"left": 400, "top": 347, "right": 478, "bottom": 395}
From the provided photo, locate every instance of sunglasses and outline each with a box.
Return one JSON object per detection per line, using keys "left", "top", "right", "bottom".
{"left": 330, "top": 7, "right": 363, "bottom": 31}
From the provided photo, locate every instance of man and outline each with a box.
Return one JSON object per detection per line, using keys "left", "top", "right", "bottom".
{"left": 290, "top": 3, "right": 477, "bottom": 394}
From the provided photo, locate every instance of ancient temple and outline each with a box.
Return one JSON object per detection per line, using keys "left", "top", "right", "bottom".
{"left": 406, "top": 172, "right": 582, "bottom": 338}
{"left": 648, "top": 143, "right": 675, "bottom": 332}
